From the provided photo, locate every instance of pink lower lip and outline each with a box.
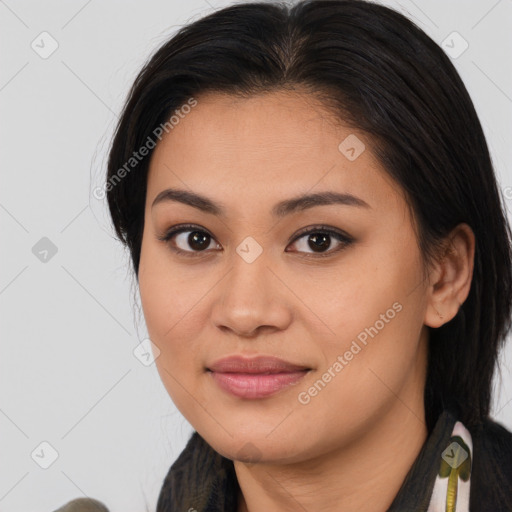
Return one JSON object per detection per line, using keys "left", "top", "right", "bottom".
{"left": 209, "top": 370, "right": 308, "bottom": 399}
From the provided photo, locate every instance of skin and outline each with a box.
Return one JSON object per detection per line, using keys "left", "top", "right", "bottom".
{"left": 138, "top": 89, "right": 475, "bottom": 512}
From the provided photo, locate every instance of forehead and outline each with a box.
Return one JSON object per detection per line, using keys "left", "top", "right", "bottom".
{"left": 146, "top": 90, "right": 405, "bottom": 217}
{"left": 152, "top": 89, "right": 349, "bottom": 156}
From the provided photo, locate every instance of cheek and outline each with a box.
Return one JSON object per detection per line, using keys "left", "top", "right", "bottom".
{"left": 138, "top": 253, "right": 169, "bottom": 341}
{"left": 139, "top": 239, "right": 197, "bottom": 337}
{"left": 303, "top": 302, "right": 424, "bottom": 438}
{"left": 312, "top": 245, "right": 425, "bottom": 379}
{"left": 138, "top": 241, "right": 200, "bottom": 373}
{"left": 310, "top": 260, "right": 411, "bottom": 343}
{"left": 138, "top": 247, "right": 206, "bottom": 418}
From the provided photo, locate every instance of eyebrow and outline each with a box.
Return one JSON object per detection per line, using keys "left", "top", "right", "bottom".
{"left": 151, "top": 188, "right": 371, "bottom": 217}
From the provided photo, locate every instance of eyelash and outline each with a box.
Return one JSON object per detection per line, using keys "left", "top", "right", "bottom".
{"left": 157, "top": 223, "right": 354, "bottom": 259}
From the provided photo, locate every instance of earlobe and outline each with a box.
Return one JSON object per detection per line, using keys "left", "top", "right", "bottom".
{"left": 424, "top": 223, "right": 475, "bottom": 328}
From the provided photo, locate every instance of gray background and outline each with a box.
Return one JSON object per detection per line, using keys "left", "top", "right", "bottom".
{"left": 1, "top": 0, "right": 511, "bottom": 510}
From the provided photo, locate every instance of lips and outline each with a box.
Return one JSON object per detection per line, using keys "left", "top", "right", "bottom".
{"left": 207, "top": 355, "right": 311, "bottom": 399}
{"left": 207, "top": 355, "right": 310, "bottom": 373}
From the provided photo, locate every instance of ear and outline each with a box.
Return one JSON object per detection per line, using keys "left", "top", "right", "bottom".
{"left": 424, "top": 223, "right": 475, "bottom": 328}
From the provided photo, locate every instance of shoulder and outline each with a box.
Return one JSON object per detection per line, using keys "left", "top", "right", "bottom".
{"left": 469, "top": 416, "right": 512, "bottom": 511}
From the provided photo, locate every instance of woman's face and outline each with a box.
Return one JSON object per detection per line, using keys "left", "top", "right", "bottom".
{"left": 138, "top": 90, "right": 431, "bottom": 463}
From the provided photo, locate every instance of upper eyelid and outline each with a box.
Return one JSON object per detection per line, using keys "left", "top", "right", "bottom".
{"left": 160, "top": 223, "right": 351, "bottom": 239}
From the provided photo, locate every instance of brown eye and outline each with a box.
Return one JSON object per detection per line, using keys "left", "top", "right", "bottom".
{"left": 286, "top": 227, "right": 354, "bottom": 256}
{"left": 306, "top": 232, "right": 332, "bottom": 252}
{"left": 169, "top": 229, "right": 218, "bottom": 253}
{"left": 157, "top": 224, "right": 220, "bottom": 256}
{"left": 184, "top": 231, "right": 212, "bottom": 251}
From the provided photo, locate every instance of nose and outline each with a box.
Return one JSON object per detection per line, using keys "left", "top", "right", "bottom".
{"left": 211, "top": 247, "right": 293, "bottom": 338}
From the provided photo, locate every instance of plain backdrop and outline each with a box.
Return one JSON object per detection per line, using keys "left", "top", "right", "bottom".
{"left": 1, "top": 0, "right": 511, "bottom": 510}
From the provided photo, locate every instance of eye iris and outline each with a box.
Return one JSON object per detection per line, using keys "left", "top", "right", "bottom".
{"left": 308, "top": 233, "right": 331, "bottom": 252}
{"left": 189, "top": 231, "right": 210, "bottom": 251}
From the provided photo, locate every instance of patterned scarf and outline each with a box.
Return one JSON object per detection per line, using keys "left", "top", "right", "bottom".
{"left": 427, "top": 420, "right": 472, "bottom": 511}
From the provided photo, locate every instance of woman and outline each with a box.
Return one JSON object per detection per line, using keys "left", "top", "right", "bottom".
{"left": 61, "top": 0, "right": 512, "bottom": 510}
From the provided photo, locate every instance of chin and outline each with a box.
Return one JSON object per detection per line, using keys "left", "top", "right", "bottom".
{"left": 197, "top": 425, "right": 306, "bottom": 465}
